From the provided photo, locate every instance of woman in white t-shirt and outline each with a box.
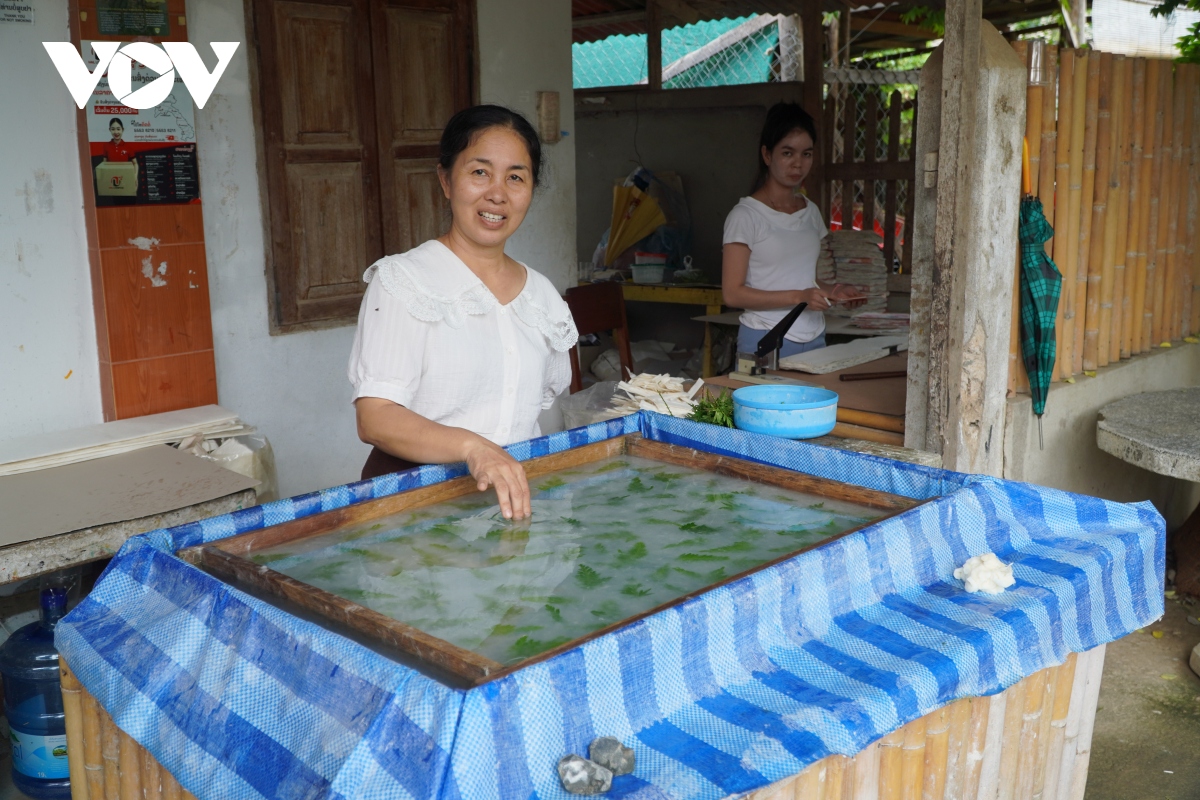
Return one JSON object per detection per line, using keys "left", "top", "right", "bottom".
{"left": 722, "top": 103, "right": 864, "bottom": 357}
{"left": 348, "top": 106, "right": 578, "bottom": 519}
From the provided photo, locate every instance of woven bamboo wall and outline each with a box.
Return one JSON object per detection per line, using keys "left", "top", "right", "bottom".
{"left": 1007, "top": 44, "right": 1200, "bottom": 394}
{"left": 61, "top": 645, "right": 1107, "bottom": 800}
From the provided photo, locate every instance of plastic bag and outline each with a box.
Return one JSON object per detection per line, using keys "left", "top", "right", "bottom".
{"left": 559, "top": 382, "right": 627, "bottom": 429}
{"left": 182, "top": 434, "right": 279, "bottom": 503}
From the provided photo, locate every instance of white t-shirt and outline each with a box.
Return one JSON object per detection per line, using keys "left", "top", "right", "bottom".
{"left": 722, "top": 196, "right": 829, "bottom": 343}
{"left": 348, "top": 240, "right": 578, "bottom": 446}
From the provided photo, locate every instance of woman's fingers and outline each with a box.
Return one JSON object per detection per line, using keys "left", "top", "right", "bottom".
{"left": 466, "top": 440, "right": 531, "bottom": 519}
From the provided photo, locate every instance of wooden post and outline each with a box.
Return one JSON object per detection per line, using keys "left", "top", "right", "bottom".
{"left": 1052, "top": 49, "right": 1076, "bottom": 381}
{"left": 803, "top": 0, "right": 826, "bottom": 212}
{"left": 647, "top": 1, "right": 662, "bottom": 91}
{"left": 883, "top": 92, "right": 902, "bottom": 269}
{"left": 1083, "top": 53, "right": 1114, "bottom": 372}
{"left": 1072, "top": 52, "right": 1101, "bottom": 375}
{"left": 1155, "top": 62, "right": 1181, "bottom": 346}
{"left": 1037, "top": 46, "right": 1060, "bottom": 252}
{"left": 1009, "top": 40, "right": 1032, "bottom": 396}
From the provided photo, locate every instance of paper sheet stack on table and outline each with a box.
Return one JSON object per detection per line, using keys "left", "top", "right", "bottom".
{"left": 0, "top": 405, "right": 248, "bottom": 477}
{"left": 779, "top": 335, "right": 908, "bottom": 374}
{"left": 817, "top": 230, "right": 889, "bottom": 316}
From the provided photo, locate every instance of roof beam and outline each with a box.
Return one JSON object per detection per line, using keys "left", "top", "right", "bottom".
{"left": 849, "top": 15, "right": 939, "bottom": 39}
{"left": 573, "top": 9, "right": 645, "bottom": 29}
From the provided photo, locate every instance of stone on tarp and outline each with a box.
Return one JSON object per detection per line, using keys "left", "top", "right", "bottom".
{"left": 557, "top": 754, "right": 612, "bottom": 795}
{"left": 589, "top": 736, "right": 635, "bottom": 776}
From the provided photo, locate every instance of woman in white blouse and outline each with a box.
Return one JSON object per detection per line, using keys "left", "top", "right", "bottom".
{"left": 722, "top": 103, "right": 864, "bottom": 357}
{"left": 349, "top": 106, "right": 578, "bottom": 519}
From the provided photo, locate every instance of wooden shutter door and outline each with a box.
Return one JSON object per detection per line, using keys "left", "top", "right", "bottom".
{"left": 256, "top": 0, "right": 384, "bottom": 329}
{"left": 371, "top": 0, "right": 474, "bottom": 255}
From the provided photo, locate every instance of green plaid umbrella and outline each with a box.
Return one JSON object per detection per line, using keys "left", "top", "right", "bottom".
{"left": 1018, "top": 196, "right": 1062, "bottom": 449}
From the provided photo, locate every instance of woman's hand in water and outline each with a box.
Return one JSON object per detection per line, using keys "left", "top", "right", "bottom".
{"left": 463, "top": 436, "right": 531, "bottom": 520}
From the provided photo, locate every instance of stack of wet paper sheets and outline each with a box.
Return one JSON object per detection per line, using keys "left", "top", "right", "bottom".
{"left": 816, "top": 230, "right": 889, "bottom": 316}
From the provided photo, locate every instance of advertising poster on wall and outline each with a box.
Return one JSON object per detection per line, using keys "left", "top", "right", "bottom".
{"left": 83, "top": 41, "right": 200, "bottom": 206}
{"left": 95, "top": 0, "right": 169, "bottom": 36}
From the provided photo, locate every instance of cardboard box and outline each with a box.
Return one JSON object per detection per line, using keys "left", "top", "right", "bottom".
{"left": 95, "top": 161, "right": 138, "bottom": 197}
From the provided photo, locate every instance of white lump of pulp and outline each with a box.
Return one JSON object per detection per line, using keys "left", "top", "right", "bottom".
{"left": 953, "top": 553, "right": 1016, "bottom": 594}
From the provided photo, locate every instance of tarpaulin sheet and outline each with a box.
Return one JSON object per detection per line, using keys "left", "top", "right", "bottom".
{"left": 56, "top": 413, "right": 1165, "bottom": 800}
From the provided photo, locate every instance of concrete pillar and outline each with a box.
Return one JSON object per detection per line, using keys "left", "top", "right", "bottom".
{"left": 905, "top": 19, "right": 1027, "bottom": 477}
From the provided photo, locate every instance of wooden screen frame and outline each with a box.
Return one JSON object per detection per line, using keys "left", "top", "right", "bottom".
{"left": 181, "top": 434, "right": 922, "bottom": 686}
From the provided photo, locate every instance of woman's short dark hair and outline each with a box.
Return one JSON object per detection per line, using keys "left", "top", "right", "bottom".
{"left": 108, "top": 117, "right": 124, "bottom": 130}
{"left": 438, "top": 105, "right": 544, "bottom": 187}
{"left": 753, "top": 102, "right": 817, "bottom": 191}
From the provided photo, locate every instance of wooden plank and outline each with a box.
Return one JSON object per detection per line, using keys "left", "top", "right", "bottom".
{"left": 628, "top": 437, "right": 915, "bottom": 511}
{"left": 901, "top": 98, "right": 918, "bottom": 275}
{"left": 197, "top": 437, "right": 627, "bottom": 557}
{"left": 824, "top": 161, "right": 915, "bottom": 182}
{"left": 647, "top": 0, "right": 662, "bottom": 91}
{"left": 620, "top": 283, "right": 724, "bottom": 306}
{"left": 863, "top": 91, "right": 878, "bottom": 233}
{"left": 197, "top": 545, "right": 503, "bottom": 683}
{"left": 883, "top": 92, "right": 902, "bottom": 270}
{"left": 843, "top": 91, "right": 857, "bottom": 230}
{"left": 831, "top": 422, "right": 905, "bottom": 446}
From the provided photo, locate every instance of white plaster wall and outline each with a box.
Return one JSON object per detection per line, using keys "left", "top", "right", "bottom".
{"left": 190, "top": 0, "right": 577, "bottom": 497}
{"left": 476, "top": 0, "right": 577, "bottom": 292}
{"left": 0, "top": 4, "right": 104, "bottom": 438}
{"left": 1004, "top": 344, "right": 1200, "bottom": 528}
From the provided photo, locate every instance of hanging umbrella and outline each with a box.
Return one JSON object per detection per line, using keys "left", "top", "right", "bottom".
{"left": 605, "top": 169, "right": 667, "bottom": 266}
{"left": 1018, "top": 138, "right": 1062, "bottom": 450}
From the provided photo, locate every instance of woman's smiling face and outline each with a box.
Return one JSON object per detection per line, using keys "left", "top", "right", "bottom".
{"left": 438, "top": 125, "right": 534, "bottom": 249}
{"left": 109, "top": 121, "right": 124, "bottom": 140}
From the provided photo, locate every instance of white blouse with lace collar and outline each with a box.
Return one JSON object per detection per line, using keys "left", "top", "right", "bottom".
{"left": 348, "top": 240, "right": 578, "bottom": 446}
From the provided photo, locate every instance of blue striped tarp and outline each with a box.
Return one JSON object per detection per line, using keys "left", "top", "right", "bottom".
{"left": 56, "top": 413, "right": 1164, "bottom": 800}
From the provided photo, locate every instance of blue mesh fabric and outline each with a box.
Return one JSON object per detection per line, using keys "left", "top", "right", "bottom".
{"left": 56, "top": 412, "right": 1164, "bottom": 800}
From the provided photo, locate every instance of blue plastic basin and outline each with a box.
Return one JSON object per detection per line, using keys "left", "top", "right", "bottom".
{"left": 732, "top": 385, "right": 839, "bottom": 439}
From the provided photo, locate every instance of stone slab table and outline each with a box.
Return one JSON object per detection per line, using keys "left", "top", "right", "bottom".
{"left": 1097, "top": 387, "right": 1200, "bottom": 593}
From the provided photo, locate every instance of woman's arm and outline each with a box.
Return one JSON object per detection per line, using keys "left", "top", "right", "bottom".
{"left": 722, "top": 243, "right": 831, "bottom": 311}
{"left": 355, "top": 397, "right": 531, "bottom": 519}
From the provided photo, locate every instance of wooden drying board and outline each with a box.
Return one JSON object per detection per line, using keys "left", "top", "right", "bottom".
{"left": 180, "top": 434, "right": 919, "bottom": 687}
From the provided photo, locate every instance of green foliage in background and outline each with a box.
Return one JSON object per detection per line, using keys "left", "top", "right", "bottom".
{"left": 1152, "top": 0, "right": 1200, "bottom": 62}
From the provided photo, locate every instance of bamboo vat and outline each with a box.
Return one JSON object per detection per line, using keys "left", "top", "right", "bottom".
{"left": 59, "top": 660, "right": 198, "bottom": 800}
{"left": 1052, "top": 49, "right": 1079, "bottom": 381}
{"left": 1072, "top": 53, "right": 1102, "bottom": 375}
{"left": 61, "top": 650, "right": 1108, "bottom": 800}
{"left": 1082, "top": 53, "right": 1114, "bottom": 373}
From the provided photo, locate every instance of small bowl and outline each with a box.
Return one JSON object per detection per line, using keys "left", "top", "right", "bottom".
{"left": 732, "top": 385, "right": 839, "bottom": 439}
{"left": 631, "top": 264, "right": 665, "bottom": 284}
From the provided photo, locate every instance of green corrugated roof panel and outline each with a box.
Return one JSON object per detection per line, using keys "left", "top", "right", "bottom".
{"left": 573, "top": 16, "right": 780, "bottom": 90}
